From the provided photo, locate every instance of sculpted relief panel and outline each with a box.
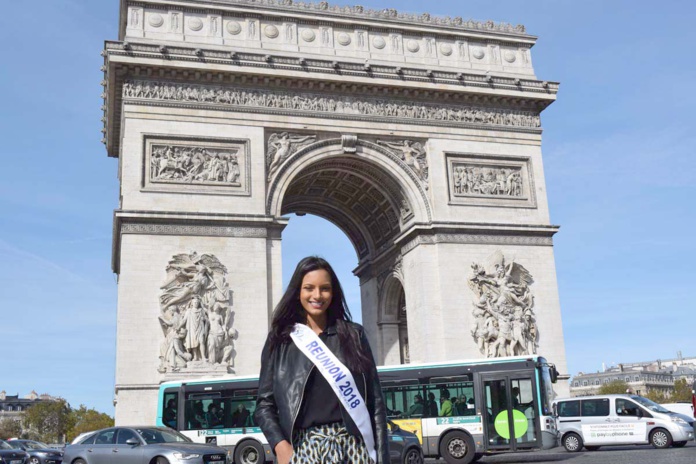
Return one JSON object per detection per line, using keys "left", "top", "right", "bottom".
{"left": 158, "top": 252, "right": 238, "bottom": 374}
{"left": 144, "top": 137, "right": 250, "bottom": 195}
{"left": 123, "top": 80, "right": 541, "bottom": 130}
{"left": 468, "top": 251, "right": 538, "bottom": 358}
{"left": 447, "top": 154, "right": 535, "bottom": 208}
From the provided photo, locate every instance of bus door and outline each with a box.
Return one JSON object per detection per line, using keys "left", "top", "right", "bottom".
{"left": 480, "top": 372, "right": 540, "bottom": 451}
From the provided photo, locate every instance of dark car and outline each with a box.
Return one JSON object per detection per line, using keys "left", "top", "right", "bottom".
{"left": 62, "top": 426, "right": 228, "bottom": 464}
{"left": 7, "top": 440, "right": 63, "bottom": 464}
{"left": 387, "top": 421, "right": 423, "bottom": 464}
{"left": 0, "top": 439, "right": 29, "bottom": 464}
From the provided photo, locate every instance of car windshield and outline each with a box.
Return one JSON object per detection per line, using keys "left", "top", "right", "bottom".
{"left": 0, "top": 440, "right": 15, "bottom": 450}
{"left": 135, "top": 428, "right": 191, "bottom": 444}
{"left": 631, "top": 395, "right": 671, "bottom": 413}
{"left": 16, "top": 441, "right": 48, "bottom": 450}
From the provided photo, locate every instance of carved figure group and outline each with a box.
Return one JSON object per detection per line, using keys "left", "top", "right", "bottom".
{"left": 377, "top": 140, "right": 428, "bottom": 183}
{"left": 453, "top": 165, "right": 522, "bottom": 197}
{"left": 123, "top": 80, "right": 542, "bottom": 129}
{"left": 266, "top": 132, "right": 316, "bottom": 181}
{"left": 468, "top": 251, "right": 538, "bottom": 358}
{"left": 158, "top": 252, "right": 238, "bottom": 373}
{"left": 151, "top": 145, "right": 241, "bottom": 185}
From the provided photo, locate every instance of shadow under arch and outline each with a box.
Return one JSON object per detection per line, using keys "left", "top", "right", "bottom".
{"left": 267, "top": 138, "right": 432, "bottom": 262}
{"left": 378, "top": 273, "right": 409, "bottom": 364}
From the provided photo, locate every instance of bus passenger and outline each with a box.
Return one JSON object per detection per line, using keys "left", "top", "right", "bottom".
{"left": 255, "top": 256, "right": 389, "bottom": 464}
{"left": 232, "top": 404, "right": 251, "bottom": 427}
{"left": 407, "top": 394, "right": 424, "bottom": 417}
{"left": 439, "top": 390, "right": 454, "bottom": 417}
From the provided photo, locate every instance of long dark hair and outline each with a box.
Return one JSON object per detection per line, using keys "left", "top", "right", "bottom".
{"left": 268, "top": 256, "right": 372, "bottom": 373}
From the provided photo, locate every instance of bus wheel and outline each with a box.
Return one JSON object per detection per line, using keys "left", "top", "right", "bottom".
{"left": 562, "top": 433, "right": 583, "bottom": 452}
{"left": 649, "top": 428, "right": 672, "bottom": 449}
{"left": 439, "top": 431, "right": 475, "bottom": 464}
{"left": 234, "top": 440, "right": 264, "bottom": 464}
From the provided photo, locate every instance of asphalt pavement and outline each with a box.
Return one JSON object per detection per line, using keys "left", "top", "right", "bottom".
{"left": 424, "top": 441, "right": 696, "bottom": 464}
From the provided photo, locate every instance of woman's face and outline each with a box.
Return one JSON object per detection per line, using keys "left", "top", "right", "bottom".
{"left": 300, "top": 269, "right": 333, "bottom": 319}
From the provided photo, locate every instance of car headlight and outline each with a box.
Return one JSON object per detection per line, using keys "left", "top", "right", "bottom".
{"left": 173, "top": 452, "right": 201, "bottom": 460}
{"left": 671, "top": 416, "right": 688, "bottom": 426}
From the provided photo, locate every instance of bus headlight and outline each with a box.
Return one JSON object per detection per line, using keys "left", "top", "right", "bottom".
{"left": 173, "top": 452, "right": 201, "bottom": 460}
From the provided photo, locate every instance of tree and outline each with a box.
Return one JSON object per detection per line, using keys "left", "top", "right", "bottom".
{"left": 645, "top": 390, "right": 668, "bottom": 403}
{"left": 0, "top": 418, "right": 22, "bottom": 440}
{"left": 598, "top": 380, "right": 630, "bottom": 395}
{"left": 22, "top": 399, "right": 74, "bottom": 444}
{"left": 670, "top": 379, "right": 693, "bottom": 403}
{"left": 68, "top": 405, "right": 114, "bottom": 442}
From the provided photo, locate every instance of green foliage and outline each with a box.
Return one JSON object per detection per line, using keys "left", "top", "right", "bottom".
{"left": 644, "top": 390, "right": 669, "bottom": 403}
{"left": 0, "top": 418, "right": 22, "bottom": 440}
{"left": 598, "top": 380, "right": 630, "bottom": 395}
{"left": 670, "top": 379, "right": 693, "bottom": 403}
{"left": 68, "top": 405, "right": 114, "bottom": 442}
{"left": 22, "top": 399, "right": 75, "bottom": 444}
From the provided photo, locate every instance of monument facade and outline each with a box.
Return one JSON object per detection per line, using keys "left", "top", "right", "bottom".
{"left": 104, "top": 0, "right": 569, "bottom": 424}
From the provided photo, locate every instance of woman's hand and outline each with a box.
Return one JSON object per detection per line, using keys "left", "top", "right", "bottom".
{"left": 274, "top": 440, "right": 294, "bottom": 464}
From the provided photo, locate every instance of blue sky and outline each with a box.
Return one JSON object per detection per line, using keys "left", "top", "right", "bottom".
{"left": 0, "top": 0, "right": 694, "bottom": 416}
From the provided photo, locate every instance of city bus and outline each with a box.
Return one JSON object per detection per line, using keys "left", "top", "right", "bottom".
{"left": 157, "top": 355, "right": 559, "bottom": 464}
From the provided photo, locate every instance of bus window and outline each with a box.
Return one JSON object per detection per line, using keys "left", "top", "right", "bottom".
{"left": 424, "top": 378, "right": 475, "bottom": 417}
{"left": 381, "top": 382, "right": 421, "bottom": 419}
{"left": 162, "top": 391, "right": 178, "bottom": 428}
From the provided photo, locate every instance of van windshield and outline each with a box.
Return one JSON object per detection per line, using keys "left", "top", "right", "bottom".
{"left": 630, "top": 395, "right": 670, "bottom": 413}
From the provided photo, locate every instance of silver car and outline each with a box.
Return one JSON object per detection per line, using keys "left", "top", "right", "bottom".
{"left": 62, "top": 427, "right": 228, "bottom": 464}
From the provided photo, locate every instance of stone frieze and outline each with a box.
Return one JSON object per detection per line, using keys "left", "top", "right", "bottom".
{"left": 123, "top": 80, "right": 541, "bottom": 129}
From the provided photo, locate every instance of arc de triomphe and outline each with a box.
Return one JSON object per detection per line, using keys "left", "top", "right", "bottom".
{"left": 104, "top": 0, "right": 568, "bottom": 424}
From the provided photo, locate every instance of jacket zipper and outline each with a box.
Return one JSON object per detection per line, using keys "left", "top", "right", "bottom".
{"left": 290, "top": 365, "right": 314, "bottom": 438}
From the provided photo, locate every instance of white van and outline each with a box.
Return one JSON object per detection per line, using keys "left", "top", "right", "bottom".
{"left": 553, "top": 394, "right": 694, "bottom": 451}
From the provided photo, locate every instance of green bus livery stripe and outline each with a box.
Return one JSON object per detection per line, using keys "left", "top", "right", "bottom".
{"left": 436, "top": 416, "right": 482, "bottom": 425}
{"left": 198, "top": 427, "right": 262, "bottom": 436}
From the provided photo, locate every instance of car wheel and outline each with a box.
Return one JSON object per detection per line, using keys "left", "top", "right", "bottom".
{"left": 155, "top": 457, "right": 170, "bottom": 464}
{"left": 74, "top": 460, "right": 87, "bottom": 464}
{"left": 562, "top": 432, "right": 583, "bottom": 452}
{"left": 649, "top": 428, "right": 673, "bottom": 449}
{"left": 234, "top": 440, "right": 264, "bottom": 464}
{"left": 585, "top": 446, "right": 600, "bottom": 451}
{"left": 672, "top": 441, "right": 688, "bottom": 448}
{"left": 439, "top": 431, "right": 475, "bottom": 464}
{"left": 403, "top": 448, "right": 423, "bottom": 464}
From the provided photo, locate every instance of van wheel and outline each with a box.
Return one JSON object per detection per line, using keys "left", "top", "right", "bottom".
{"left": 585, "top": 446, "right": 600, "bottom": 451}
{"left": 234, "top": 440, "right": 263, "bottom": 464}
{"left": 673, "top": 441, "right": 687, "bottom": 448}
{"left": 649, "top": 428, "right": 673, "bottom": 449}
{"left": 403, "top": 448, "right": 423, "bottom": 464}
{"left": 562, "top": 433, "right": 583, "bottom": 452}
{"left": 439, "top": 431, "right": 476, "bottom": 463}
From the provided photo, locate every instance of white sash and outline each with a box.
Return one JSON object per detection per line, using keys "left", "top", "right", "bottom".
{"left": 290, "top": 323, "right": 376, "bottom": 463}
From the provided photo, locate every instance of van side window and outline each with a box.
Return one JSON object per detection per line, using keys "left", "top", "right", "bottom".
{"left": 616, "top": 399, "right": 640, "bottom": 417}
{"left": 581, "top": 399, "right": 609, "bottom": 417}
{"left": 558, "top": 400, "right": 580, "bottom": 417}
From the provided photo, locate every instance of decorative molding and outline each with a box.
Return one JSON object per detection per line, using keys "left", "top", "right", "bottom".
{"left": 446, "top": 153, "right": 537, "bottom": 209}
{"left": 122, "top": 80, "right": 542, "bottom": 130}
{"left": 152, "top": 0, "right": 528, "bottom": 34}
{"left": 341, "top": 134, "right": 358, "bottom": 153}
{"left": 401, "top": 233, "right": 554, "bottom": 255}
{"left": 468, "top": 251, "right": 538, "bottom": 357}
{"left": 143, "top": 136, "right": 251, "bottom": 196}
{"left": 157, "top": 252, "right": 238, "bottom": 374}
{"left": 121, "top": 223, "right": 268, "bottom": 237}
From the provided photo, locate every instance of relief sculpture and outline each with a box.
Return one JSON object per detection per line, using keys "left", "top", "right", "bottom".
{"left": 266, "top": 132, "right": 316, "bottom": 181}
{"left": 452, "top": 164, "right": 522, "bottom": 197}
{"left": 468, "top": 251, "right": 538, "bottom": 358}
{"left": 151, "top": 144, "right": 241, "bottom": 185}
{"left": 157, "top": 252, "right": 238, "bottom": 374}
{"left": 377, "top": 140, "right": 428, "bottom": 185}
{"left": 122, "top": 80, "right": 542, "bottom": 129}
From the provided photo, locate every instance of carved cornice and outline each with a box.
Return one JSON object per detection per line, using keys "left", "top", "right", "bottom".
{"left": 125, "top": 0, "right": 531, "bottom": 37}
{"left": 400, "top": 233, "right": 554, "bottom": 256}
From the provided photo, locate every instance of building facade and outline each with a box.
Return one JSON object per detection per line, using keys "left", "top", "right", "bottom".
{"left": 0, "top": 391, "right": 57, "bottom": 423}
{"left": 570, "top": 356, "right": 696, "bottom": 398}
{"left": 104, "top": 0, "right": 569, "bottom": 424}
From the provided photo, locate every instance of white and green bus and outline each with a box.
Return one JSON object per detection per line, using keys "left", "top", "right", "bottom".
{"left": 157, "top": 355, "right": 559, "bottom": 464}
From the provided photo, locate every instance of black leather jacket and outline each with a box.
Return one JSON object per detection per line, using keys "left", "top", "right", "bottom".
{"left": 254, "top": 322, "right": 390, "bottom": 464}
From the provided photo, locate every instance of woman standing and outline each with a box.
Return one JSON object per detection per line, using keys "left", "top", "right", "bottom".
{"left": 255, "top": 256, "right": 389, "bottom": 464}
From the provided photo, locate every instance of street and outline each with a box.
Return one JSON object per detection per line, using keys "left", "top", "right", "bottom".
{"left": 424, "top": 441, "right": 696, "bottom": 464}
